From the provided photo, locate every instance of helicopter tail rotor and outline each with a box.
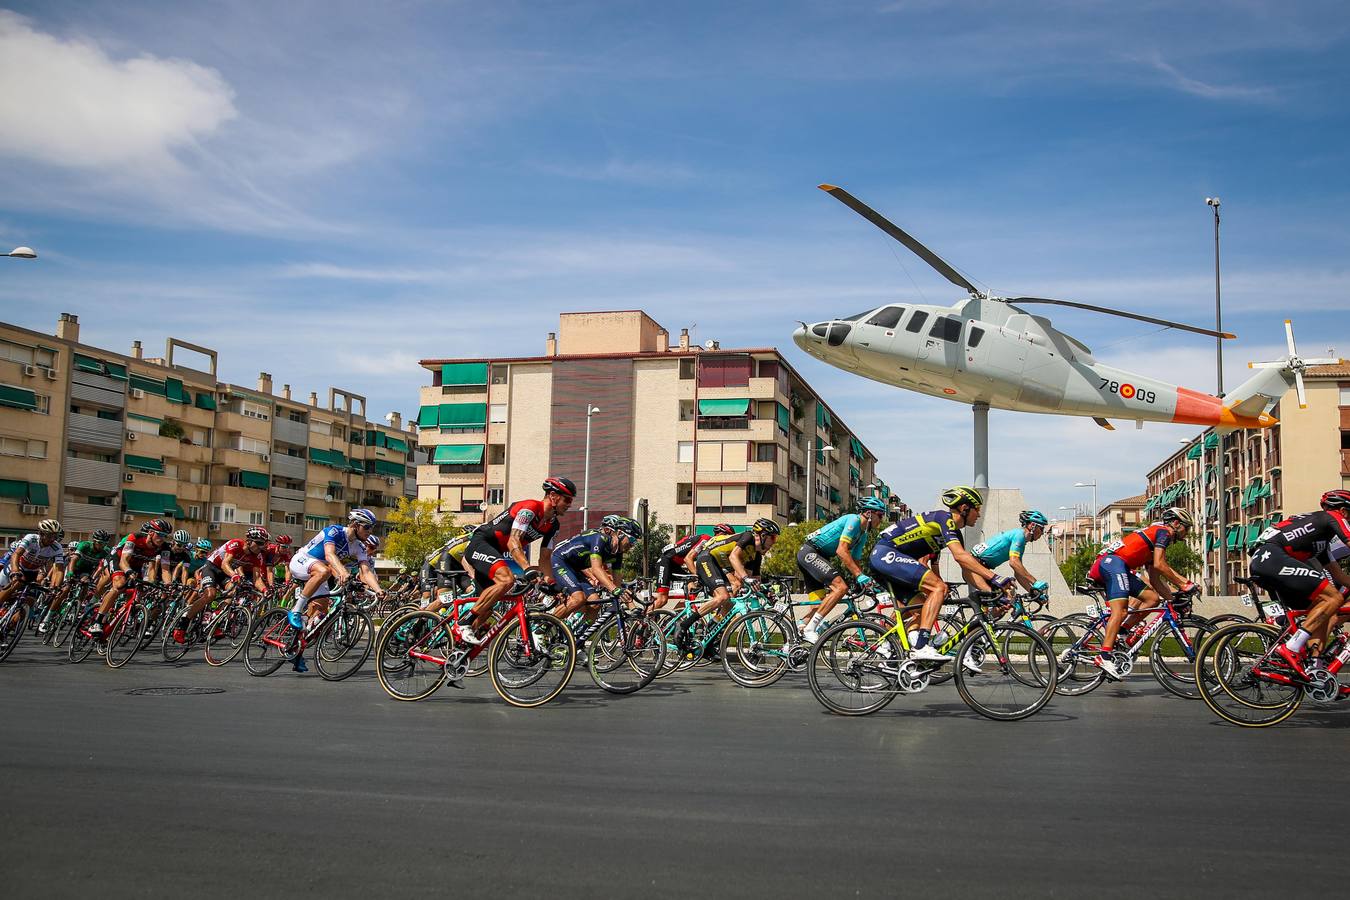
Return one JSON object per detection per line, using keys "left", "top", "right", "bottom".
{"left": 1247, "top": 319, "right": 1339, "bottom": 409}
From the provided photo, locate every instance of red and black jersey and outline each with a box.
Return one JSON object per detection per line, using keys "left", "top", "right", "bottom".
{"left": 475, "top": 499, "right": 561, "bottom": 551}
{"left": 669, "top": 532, "right": 710, "bottom": 565}
{"left": 263, "top": 543, "right": 293, "bottom": 567}
{"left": 1253, "top": 510, "right": 1350, "bottom": 563}
{"left": 1097, "top": 523, "right": 1172, "bottom": 570}
{"left": 118, "top": 534, "right": 163, "bottom": 568}
{"left": 207, "top": 539, "right": 266, "bottom": 571}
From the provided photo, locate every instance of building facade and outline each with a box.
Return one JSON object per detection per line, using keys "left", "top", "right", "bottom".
{"left": 1142, "top": 362, "right": 1350, "bottom": 590}
{"left": 414, "top": 311, "right": 888, "bottom": 541}
{"left": 0, "top": 313, "right": 420, "bottom": 549}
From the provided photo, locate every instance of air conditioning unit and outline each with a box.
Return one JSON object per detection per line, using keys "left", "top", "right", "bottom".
{"left": 261, "top": 454, "right": 270, "bottom": 462}
{"left": 386, "top": 477, "right": 397, "bottom": 486}
{"left": 21, "top": 504, "right": 37, "bottom": 515}
{"left": 44, "top": 367, "right": 58, "bottom": 380}
{"left": 208, "top": 523, "right": 221, "bottom": 533}
{"left": 324, "top": 494, "right": 334, "bottom": 502}
{"left": 22, "top": 364, "right": 36, "bottom": 376}
{"left": 124, "top": 473, "right": 135, "bottom": 482}
{"left": 126, "top": 431, "right": 138, "bottom": 441}
{"left": 131, "top": 388, "right": 145, "bottom": 399}
{"left": 121, "top": 514, "right": 133, "bottom": 524}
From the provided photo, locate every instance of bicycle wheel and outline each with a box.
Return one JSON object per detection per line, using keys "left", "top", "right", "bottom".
{"left": 105, "top": 603, "right": 149, "bottom": 669}
{"left": 160, "top": 609, "right": 195, "bottom": 662}
{"left": 1204, "top": 613, "right": 1254, "bottom": 628}
{"left": 67, "top": 610, "right": 97, "bottom": 664}
{"left": 243, "top": 609, "right": 293, "bottom": 677}
{"left": 806, "top": 619, "right": 901, "bottom": 716}
{"left": 0, "top": 604, "right": 27, "bottom": 663}
{"left": 648, "top": 609, "right": 683, "bottom": 679}
{"left": 719, "top": 610, "right": 792, "bottom": 687}
{"left": 315, "top": 607, "right": 373, "bottom": 681}
{"left": 375, "top": 610, "right": 451, "bottom": 701}
{"left": 51, "top": 601, "right": 84, "bottom": 649}
{"left": 1041, "top": 618, "right": 1105, "bottom": 696}
{"left": 204, "top": 605, "right": 253, "bottom": 667}
{"left": 488, "top": 611, "right": 575, "bottom": 708}
{"left": 586, "top": 613, "right": 663, "bottom": 694}
{"left": 953, "top": 622, "right": 1057, "bottom": 721}
{"left": 1148, "top": 616, "right": 1214, "bottom": 700}
{"left": 1196, "top": 623, "right": 1303, "bottom": 727}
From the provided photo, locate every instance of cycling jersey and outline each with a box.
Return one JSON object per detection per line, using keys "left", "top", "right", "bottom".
{"left": 66, "top": 540, "right": 107, "bottom": 575}
{"left": 665, "top": 532, "right": 710, "bottom": 566}
{"left": 1095, "top": 524, "right": 1171, "bottom": 570}
{"left": 185, "top": 554, "right": 210, "bottom": 576}
{"left": 5, "top": 533, "right": 66, "bottom": 573}
{"left": 875, "top": 510, "right": 963, "bottom": 560}
{"left": 425, "top": 533, "right": 471, "bottom": 569}
{"left": 552, "top": 530, "right": 623, "bottom": 570}
{"left": 702, "top": 531, "right": 761, "bottom": 568}
{"left": 1251, "top": 510, "right": 1350, "bottom": 563}
{"left": 298, "top": 525, "right": 370, "bottom": 566}
{"left": 971, "top": 528, "right": 1028, "bottom": 568}
{"left": 263, "top": 543, "right": 294, "bottom": 568}
{"left": 159, "top": 546, "right": 193, "bottom": 570}
{"left": 807, "top": 514, "right": 867, "bottom": 562}
{"left": 207, "top": 539, "right": 266, "bottom": 571}
{"left": 475, "top": 500, "right": 560, "bottom": 552}
{"left": 115, "top": 534, "right": 162, "bottom": 569}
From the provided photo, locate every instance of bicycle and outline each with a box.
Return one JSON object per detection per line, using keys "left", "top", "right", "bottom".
{"left": 806, "top": 589, "right": 1057, "bottom": 721}
{"left": 557, "top": 581, "right": 666, "bottom": 694}
{"left": 0, "top": 579, "right": 47, "bottom": 663}
{"left": 374, "top": 578, "right": 574, "bottom": 707}
{"left": 68, "top": 579, "right": 150, "bottom": 669}
{"left": 49, "top": 577, "right": 98, "bottom": 649}
{"left": 243, "top": 576, "right": 374, "bottom": 681}
{"left": 203, "top": 581, "right": 260, "bottom": 666}
{"left": 659, "top": 579, "right": 781, "bottom": 678}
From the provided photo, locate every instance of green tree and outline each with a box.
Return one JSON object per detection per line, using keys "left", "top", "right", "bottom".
{"left": 382, "top": 498, "right": 457, "bottom": 572}
{"left": 1164, "top": 537, "right": 1203, "bottom": 578}
{"left": 1058, "top": 540, "right": 1102, "bottom": 588}
{"left": 762, "top": 519, "right": 824, "bottom": 577}
{"left": 621, "top": 512, "right": 673, "bottom": 579}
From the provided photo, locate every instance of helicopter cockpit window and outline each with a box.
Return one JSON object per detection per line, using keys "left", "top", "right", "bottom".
{"left": 904, "top": 310, "right": 929, "bottom": 333}
{"left": 865, "top": 306, "right": 906, "bottom": 329}
{"left": 811, "top": 324, "right": 829, "bottom": 337}
{"left": 967, "top": 326, "right": 985, "bottom": 348}
{"left": 826, "top": 324, "right": 852, "bottom": 347}
{"left": 929, "top": 316, "right": 962, "bottom": 342}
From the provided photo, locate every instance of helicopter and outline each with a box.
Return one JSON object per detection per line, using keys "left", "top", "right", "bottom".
{"left": 794, "top": 185, "right": 1331, "bottom": 472}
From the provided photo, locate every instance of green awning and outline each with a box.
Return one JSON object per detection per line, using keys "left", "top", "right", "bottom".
{"left": 384, "top": 436, "right": 408, "bottom": 454}
{"left": 27, "top": 483, "right": 49, "bottom": 506}
{"left": 128, "top": 413, "right": 162, "bottom": 425}
{"left": 130, "top": 374, "right": 166, "bottom": 396}
{"left": 1225, "top": 526, "right": 1240, "bottom": 550}
{"left": 1185, "top": 442, "right": 1202, "bottom": 460}
{"left": 850, "top": 465, "right": 861, "bottom": 481}
{"left": 850, "top": 437, "right": 864, "bottom": 459}
{"left": 123, "top": 490, "right": 179, "bottom": 515}
{"left": 239, "top": 470, "right": 270, "bottom": 490}
{"left": 1245, "top": 523, "right": 1262, "bottom": 544}
{"left": 372, "top": 459, "right": 407, "bottom": 478}
{"left": 194, "top": 393, "right": 217, "bottom": 410}
{"left": 432, "top": 444, "right": 484, "bottom": 465}
{"left": 124, "top": 454, "right": 164, "bottom": 474}
{"left": 0, "top": 385, "right": 38, "bottom": 410}
{"left": 830, "top": 488, "right": 842, "bottom": 503}
{"left": 1205, "top": 533, "right": 1218, "bottom": 552}
{"left": 0, "top": 479, "right": 29, "bottom": 500}
{"left": 438, "top": 403, "right": 487, "bottom": 428}
{"left": 1204, "top": 432, "right": 1218, "bottom": 450}
{"left": 308, "top": 448, "right": 348, "bottom": 468}
{"left": 698, "top": 398, "right": 749, "bottom": 416}
{"left": 816, "top": 405, "right": 832, "bottom": 428}
{"left": 775, "top": 402, "right": 790, "bottom": 434}
{"left": 347, "top": 460, "right": 366, "bottom": 474}
{"left": 104, "top": 362, "right": 127, "bottom": 381}
{"left": 417, "top": 405, "right": 439, "bottom": 428}
{"left": 74, "top": 353, "right": 106, "bottom": 374}
{"left": 164, "top": 377, "right": 190, "bottom": 404}
{"left": 441, "top": 362, "right": 488, "bottom": 386}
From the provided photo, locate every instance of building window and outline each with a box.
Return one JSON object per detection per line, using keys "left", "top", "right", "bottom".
{"left": 755, "top": 443, "right": 776, "bottom": 463}
{"left": 126, "top": 417, "right": 159, "bottom": 436}
{"left": 234, "top": 400, "right": 270, "bottom": 420}
{"left": 0, "top": 339, "right": 56, "bottom": 368}
{"left": 677, "top": 441, "right": 694, "bottom": 463}
{"left": 247, "top": 510, "right": 265, "bottom": 525}
{"left": 185, "top": 504, "right": 200, "bottom": 521}
{"left": 232, "top": 436, "right": 270, "bottom": 455}
{"left": 696, "top": 484, "right": 748, "bottom": 514}
{"left": 676, "top": 482, "right": 693, "bottom": 505}
{"left": 332, "top": 425, "right": 345, "bottom": 440}
{"left": 698, "top": 441, "right": 748, "bottom": 472}
{"left": 0, "top": 436, "right": 45, "bottom": 458}
{"left": 679, "top": 358, "right": 696, "bottom": 380}
{"left": 486, "top": 485, "right": 504, "bottom": 506}
{"left": 678, "top": 400, "right": 695, "bottom": 421}
{"left": 491, "top": 365, "right": 508, "bottom": 385}
{"left": 904, "top": 310, "right": 929, "bottom": 333}
{"left": 309, "top": 420, "right": 331, "bottom": 436}
{"left": 489, "top": 404, "right": 507, "bottom": 424}
{"left": 697, "top": 355, "right": 752, "bottom": 388}
{"left": 1340, "top": 385, "right": 1350, "bottom": 406}
{"left": 211, "top": 505, "right": 237, "bottom": 524}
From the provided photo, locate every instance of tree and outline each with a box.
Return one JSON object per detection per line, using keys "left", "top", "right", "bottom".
{"left": 762, "top": 519, "right": 825, "bottom": 577}
{"left": 621, "top": 512, "right": 673, "bottom": 579}
{"left": 1058, "top": 540, "right": 1102, "bottom": 588}
{"left": 1164, "top": 537, "right": 1203, "bottom": 578}
{"left": 382, "top": 498, "right": 457, "bottom": 572}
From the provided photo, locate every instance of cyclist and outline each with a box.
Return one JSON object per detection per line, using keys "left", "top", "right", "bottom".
{"left": 869, "top": 486, "right": 1002, "bottom": 662}
{"left": 37, "top": 528, "right": 111, "bottom": 634}
{"left": 459, "top": 477, "right": 575, "bottom": 644}
{"left": 262, "top": 534, "right": 294, "bottom": 591}
{"left": 175, "top": 526, "right": 270, "bottom": 644}
{"left": 550, "top": 515, "right": 642, "bottom": 622}
{"left": 1248, "top": 489, "right": 1350, "bottom": 673}
{"left": 673, "top": 518, "right": 780, "bottom": 647}
{"left": 652, "top": 524, "right": 733, "bottom": 613}
{"left": 93, "top": 518, "right": 171, "bottom": 641}
{"left": 186, "top": 538, "right": 212, "bottom": 581}
{"left": 1085, "top": 506, "right": 1195, "bottom": 679}
{"left": 157, "top": 530, "right": 195, "bottom": 586}
{"left": 0, "top": 519, "right": 67, "bottom": 628}
{"left": 288, "top": 508, "right": 384, "bottom": 631}
{"left": 420, "top": 525, "right": 476, "bottom": 613}
{"left": 799, "top": 499, "right": 888, "bottom": 643}
{"left": 969, "top": 509, "right": 1051, "bottom": 596}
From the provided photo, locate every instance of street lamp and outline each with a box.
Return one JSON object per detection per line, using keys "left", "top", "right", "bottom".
{"left": 1206, "top": 196, "right": 1228, "bottom": 594}
{"left": 582, "top": 405, "right": 600, "bottom": 529}
{"left": 3, "top": 247, "right": 36, "bottom": 259}
{"left": 1074, "top": 480, "right": 1098, "bottom": 543}
{"left": 805, "top": 441, "right": 835, "bottom": 521}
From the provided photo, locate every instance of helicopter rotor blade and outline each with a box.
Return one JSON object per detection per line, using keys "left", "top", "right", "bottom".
{"left": 1009, "top": 297, "right": 1236, "bottom": 340}
{"left": 818, "top": 184, "right": 981, "bottom": 295}
{"left": 1295, "top": 369, "right": 1308, "bottom": 408}
{"left": 1285, "top": 319, "right": 1298, "bottom": 357}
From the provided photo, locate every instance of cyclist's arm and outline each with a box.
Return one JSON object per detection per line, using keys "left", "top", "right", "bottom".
{"left": 1147, "top": 544, "right": 1188, "bottom": 595}
{"left": 47, "top": 561, "right": 65, "bottom": 588}
{"left": 117, "top": 545, "right": 136, "bottom": 574}
{"left": 6, "top": 546, "right": 22, "bottom": 575}
{"left": 949, "top": 542, "right": 999, "bottom": 587}
{"left": 586, "top": 554, "right": 618, "bottom": 592}
{"left": 322, "top": 542, "right": 351, "bottom": 582}
{"left": 506, "top": 529, "right": 533, "bottom": 572}
{"left": 1007, "top": 555, "right": 1037, "bottom": 591}
{"left": 834, "top": 539, "right": 864, "bottom": 579}
{"left": 219, "top": 552, "right": 244, "bottom": 580}
{"left": 1325, "top": 558, "right": 1350, "bottom": 592}
{"left": 727, "top": 546, "right": 751, "bottom": 586}
{"left": 357, "top": 560, "right": 382, "bottom": 595}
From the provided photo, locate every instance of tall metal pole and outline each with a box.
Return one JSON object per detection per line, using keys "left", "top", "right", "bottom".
{"left": 1207, "top": 197, "right": 1227, "bottom": 594}
{"left": 583, "top": 405, "right": 598, "bottom": 530}
{"left": 972, "top": 402, "right": 990, "bottom": 489}
{"left": 805, "top": 440, "right": 816, "bottom": 522}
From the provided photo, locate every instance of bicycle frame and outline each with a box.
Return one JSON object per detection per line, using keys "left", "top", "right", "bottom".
{"left": 1065, "top": 592, "right": 1197, "bottom": 663}
{"left": 405, "top": 588, "right": 541, "bottom": 670}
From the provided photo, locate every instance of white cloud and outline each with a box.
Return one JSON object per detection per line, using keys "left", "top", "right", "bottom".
{"left": 1133, "top": 52, "right": 1273, "bottom": 102}
{"left": 0, "top": 11, "right": 236, "bottom": 170}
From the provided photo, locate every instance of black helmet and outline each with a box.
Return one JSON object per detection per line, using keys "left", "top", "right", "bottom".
{"left": 542, "top": 476, "right": 577, "bottom": 498}
{"left": 751, "top": 518, "right": 780, "bottom": 536}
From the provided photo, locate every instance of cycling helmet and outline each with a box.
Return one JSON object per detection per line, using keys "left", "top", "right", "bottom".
{"left": 91, "top": 529, "right": 112, "bottom": 544}
{"left": 195, "top": 539, "right": 212, "bottom": 551}
{"left": 67, "top": 540, "right": 79, "bottom": 551}
{"left": 1019, "top": 510, "right": 1049, "bottom": 527}
{"left": 542, "top": 476, "right": 577, "bottom": 498}
{"left": 858, "top": 497, "right": 888, "bottom": 513}
{"left": 144, "top": 518, "right": 172, "bottom": 536}
{"left": 713, "top": 523, "right": 736, "bottom": 536}
{"left": 245, "top": 526, "right": 270, "bottom": 543}
{"left": 940, "top": 486, "right": 983, "bottom": 510}
{"left": 459, "top": 524, "right": 476, "bottom": 536}
{"left": 751, "top": 518, "right": 781, "bottom": 536}
{"left": 172, "top": 529, "right": 190, "bottom": 545}
{"left": 1320, "top": 489, "right": 1350, "bottom": 512}
{"left": 348, "top": 508, "right": 377, "bottom": 527}
{"left": 38, "top": 518, "right": 63, "bottom": 536}
{"left": 1160, "top": 507, "right": 1194, "bottom": 528}
{"left": 364, "top": 534, "right": 381, "bottom": 550}
{"left": 600, "top": 514, "right": 624, "bottom": 531}
{"left": 275, "top": 533, "right": 293, "bottom": 546}
{"left": 614, "top": 516, "right": 643, "bottom": 542}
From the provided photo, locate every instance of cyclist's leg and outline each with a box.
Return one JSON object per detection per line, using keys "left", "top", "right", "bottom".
{"left": 465, "top": 539, "right": 513, "bottom": 634}
{"left": 798, "top": 545, "right": 845, "bottom": 637}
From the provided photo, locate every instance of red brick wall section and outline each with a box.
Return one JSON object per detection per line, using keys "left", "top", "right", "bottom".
{"left": 548, "top": 358, "right": 635, "bottom": 541}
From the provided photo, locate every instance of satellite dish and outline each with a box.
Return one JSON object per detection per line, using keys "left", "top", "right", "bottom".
{"left": 704, "top": 339, "right": 717, "bottom": 350}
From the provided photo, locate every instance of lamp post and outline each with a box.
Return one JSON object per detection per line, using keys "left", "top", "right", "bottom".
{"left": 1206, "top": 196, "right": 1228, "bottom": 594}
{"left": 582, "top": 405, "right": 600, "bottom": 529}
{"left": 1074, "top": 480, "right": 1099, "bottom": 544}
{"left": 2, "top": 247, "right": 37, "bottom": 260}
{"left": 805, "top": 441, "right": 834, "bottom": 521}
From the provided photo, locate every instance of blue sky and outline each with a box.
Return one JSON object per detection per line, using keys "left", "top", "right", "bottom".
{"left": 1, "top": 1, "right": 1347, "bottom": 518}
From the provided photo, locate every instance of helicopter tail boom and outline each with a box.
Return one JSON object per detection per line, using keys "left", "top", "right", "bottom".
{"left": 1169, "top": 383, "right": 1276, "bottom": 429}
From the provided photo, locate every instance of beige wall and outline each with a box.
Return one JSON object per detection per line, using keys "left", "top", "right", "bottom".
{"left": 504, "top": 364, "right": 553, "bottom": 508}
{"left": 1279, "top": 378, "right": 1343, "bottom": 513}
{"left": 630, "top": 358, "right": 686, "bottom": 529}
{"left": 558, "top": 311, "right": 662, "bottom": 355}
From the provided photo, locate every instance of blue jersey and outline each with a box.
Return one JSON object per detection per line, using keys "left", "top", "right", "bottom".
{"left": 875, "top": 510, "right": 963, "bottom": 560}
{"left": 971, "top": 528, "right": 1027, "bottom": 568}
{"left": 552, "top": 530, "right": 622, "bottom": 570}
{"left": 299, "top": 525, "right": 369, "bottom": 565}
{"left": 807, "top": 514, "right": 867, "bottom": 562}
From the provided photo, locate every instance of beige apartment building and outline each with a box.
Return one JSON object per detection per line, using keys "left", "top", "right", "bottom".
{"left": 1142, "top": 361, "right": 1350, "bottom": 589}
{"left": 414, "top": 311, "right": 888, "bottom": 541}
{"left": 0, "top": 313, "right": 420, "bottom": 549}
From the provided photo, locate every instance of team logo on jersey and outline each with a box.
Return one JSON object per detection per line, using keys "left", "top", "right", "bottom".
{"left": 1120, "top": 383, "right": 1136, "bottom": 399}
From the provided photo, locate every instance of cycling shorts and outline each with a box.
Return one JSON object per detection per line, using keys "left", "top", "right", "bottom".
{"left": 868, "top": 546, "right": 929, "bottom": 595}
{"left": 693, "top": 551, "right": 730, "bottom": 594}
{"left": 197, "top": 560, "right": 227, "bottom": 589}
{"left": 1248, "top": 543, "right": 1327, "bottom": 609}
{"left": 552, "top": 555, "right": 598, "bottom": 599}
{"left": 796, "top": 544, "right": 841, "bottom": 592}
{"left": 1088, "top": 554, "right": 1146, "bottom": 602}
{"left": 655, "top": 546, "right": 695, "bottom": 593}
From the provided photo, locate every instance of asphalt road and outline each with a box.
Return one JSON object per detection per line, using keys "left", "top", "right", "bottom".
{"left": 2, "top": 636, "right": 1345, "bottom": 899}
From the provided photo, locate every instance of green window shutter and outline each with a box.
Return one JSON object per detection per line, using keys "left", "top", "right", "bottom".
{"left": 0, "top": 385, "right": 38, "bottom": 410}
{"left": 829, "top": 488, "right": 842, "bottom": 503}
{"left": 440, "top": 362, "right": 488, "bottom": 385}
{"left": 164, "top": 377, "right": 190, "bottom": 404}
{"left": 417, "top": 405, "right": 440, "bottom": 428}
{"left": 1224, "top": 526, "right": 1239, "bottom": 550}
{"left": 1185, "top": 443, "right": 1202, "bottom": 460}
{"left": 124, "top": 455, "right": 164, "bottom": 474}
{"left": 385, "top": 437, "right": 408, "bottom": 454}
{"left": 816, "top": 405, "right": 826, "bottom": 427}
{"left": 1245, "top": 523, "right": 1261, "bottom": 545}
{"left": 123, "top": 490, "right": 179, "bottom": 515}
{"left": 128, "top": 413, "right": 162, "bottom": 425}
{"left": 74, "top": 354, "right": 106, "bottom": 375}
{"left": 437, "top": 403, "right": 487, "bottom": 428}
{"left": 373, "top": 459, "right": 406, "bottom": 478}
{"left": 130, "top": 374, "right": 166, "bottom": 396}
{"left": 104, "top": 362, "right": 127, "bottom": 381}
{"left": 775, "top": 402, "right": 790, "bottom": 434}
{"left": 850, "top": 465, "right": 861, "bottom": 481}
{"left": 27, "top": 483, "right": 49, "bottom": 506}
{"left": 239, "top": 470, "right": 270, "bottom": 490}
{"left": 0, "top": 479, "right": 29, "bottom": 499}
{"left": 432, "top": 444, "right": 484, "bottom": 464}
{"left": 194, "top": 393, "right": 217, "bottom": 410}
{"left": 697, "top": 398, "right": 749, "bottom": 416}
{"left": 1204, "top": 432, "right": 1218, "bottom": 450}
{"left": 851, "top": 437, "right": 864, "bottom": 459}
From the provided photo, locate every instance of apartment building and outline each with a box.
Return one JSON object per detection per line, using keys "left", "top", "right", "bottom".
{"left": 1142, "top": 361, "right": 1349, "bottom": 589}
{"left": 414, "top": 311, "right": 887, "bottom": 541}
{"left": 0, "top": 313, "right": 420, "bottom": 548}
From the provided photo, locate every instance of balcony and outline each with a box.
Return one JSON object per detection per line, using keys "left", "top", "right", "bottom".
{"left": 61, "top": 500, "right": 120, "bottom": 535}
{"left": 271, "top": 416, "right": 309, "bottom": 447}
{"left": 70, "top": 376, "right": 126, "bottom": 408}
{"left": 271, "top": 452, "right": 307, "bottom": 481}
{"left": 216, "top": 447, "right": 269, "bottom": 471}
{"left": 270, "top": 489, "right": 305, "bottom": 515}
{"left": 67, "top": 412, "right": 124, "bottom": 451}
{"left": 64, "top": 457, "right": 122, "bottom": 494}
{"left": 696, "top": 418, "right": 775, "bottom": 442}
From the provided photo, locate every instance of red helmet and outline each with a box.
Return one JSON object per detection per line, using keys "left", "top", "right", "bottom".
{"left": 1321, "top": 489, "right": 1350, "bottom": 512}
{"left": 713, "top": 523, "right": 735, "bottom": 536}
{"left": 542, "top": 476, "right": 576, "bottom": 499}
{"left": 275, "top": 534, "right": 293, "bottom": 546}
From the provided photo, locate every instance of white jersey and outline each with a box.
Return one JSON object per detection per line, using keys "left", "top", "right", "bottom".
{"left": 6, "top": 533, "right": 66, "bottom": 573}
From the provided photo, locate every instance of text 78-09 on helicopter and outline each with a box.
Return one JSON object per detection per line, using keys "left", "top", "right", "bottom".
{"left": 794, "top": 185, "right": 1332, "bottom": 436}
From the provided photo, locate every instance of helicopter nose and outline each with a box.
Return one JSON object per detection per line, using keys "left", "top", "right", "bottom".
{"left": 792, "top": 323, "right": 812, "bottom": 350}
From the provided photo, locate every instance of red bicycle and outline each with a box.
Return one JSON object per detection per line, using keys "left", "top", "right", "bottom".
{"left": 69, "top": 577, "right": 150, "bottom": 668}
